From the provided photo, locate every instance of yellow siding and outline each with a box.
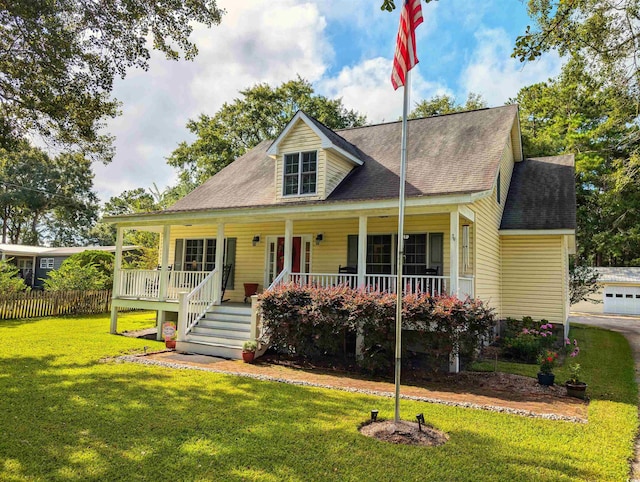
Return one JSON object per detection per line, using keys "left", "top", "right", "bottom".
{"left": 501, "top": 235, "right": 565, "bottom": 324}
{"left": 510, "top": 117, "right": 523, "bottom": 161}
{"left": 276, "top": 121, "right": 325, "bottom": 201}
{"left": 325, "top": 150, "right": 354, "bottom": 196}
{"left": 472, "top": 142, "right": 515, "bottom": 317}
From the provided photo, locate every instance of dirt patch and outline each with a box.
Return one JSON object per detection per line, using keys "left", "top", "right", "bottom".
{"left": 359, "top": 420, "right": 448, "bottom": 446}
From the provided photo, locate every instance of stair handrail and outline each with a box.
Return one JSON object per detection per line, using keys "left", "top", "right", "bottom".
{"left": 266, "top": 267, "right": 289, "bottom": 291}
{"left": 182, "top": 267, "right": 218, "bottom": 336}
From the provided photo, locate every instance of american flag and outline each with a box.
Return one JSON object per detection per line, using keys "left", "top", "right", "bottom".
{"left": 391, "top": 0, "right": 424, "bottom": 90}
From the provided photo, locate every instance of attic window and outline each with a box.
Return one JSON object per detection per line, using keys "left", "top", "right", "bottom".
{"left": 284, "top": 151, "right": 317, "bottom": 196}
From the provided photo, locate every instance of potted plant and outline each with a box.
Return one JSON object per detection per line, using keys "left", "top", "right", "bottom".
{"left": 242, "top": 340, "right": 258, "bottom": 363}
{"left": 537, "top": 350, "right": 558, "bottom": 386}
{"left": 565, "top": 363, "right": 588, "bottom": 399}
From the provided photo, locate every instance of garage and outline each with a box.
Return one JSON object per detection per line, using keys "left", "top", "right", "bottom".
{"left": 599, "top": 268, "right": 640, "bottom": 316}
{"left": 604, "top": 286, "right": 640, "bottom": 315}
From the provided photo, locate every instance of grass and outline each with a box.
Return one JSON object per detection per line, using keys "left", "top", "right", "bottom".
{"left": 0, "top": 314, "right": 637, "bottom": 481}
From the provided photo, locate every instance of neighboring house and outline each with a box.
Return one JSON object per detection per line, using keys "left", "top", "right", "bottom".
{"left": 572, "top": 267, "right": 640, "bottom": 316}
{"left": 106, "top": 105, "right": 576, "bottom": 360}
{"left": 0, "top": 244, "right": 137, "bottom": 288}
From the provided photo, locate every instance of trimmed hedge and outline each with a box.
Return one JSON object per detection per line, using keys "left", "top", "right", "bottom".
{"left": 259, "top": 283, "right": 496, "bottom": 373}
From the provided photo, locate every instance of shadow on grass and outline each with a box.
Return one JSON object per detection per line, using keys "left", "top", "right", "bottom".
{"left": 0, "top": 351, "right": 626, "bottom": 482}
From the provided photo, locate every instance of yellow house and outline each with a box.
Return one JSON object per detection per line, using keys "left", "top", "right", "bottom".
{"left": 106, "top": 105, "right": 576, "bottom": 359}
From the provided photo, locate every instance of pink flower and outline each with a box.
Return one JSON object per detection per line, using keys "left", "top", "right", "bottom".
{"left": 522, "top": 328, "right": 529, "bottom": 335}
{"left": 565, "top": 338, "right": 570, "bottom": 345}
{"left": 541, "top": 332, "right": 547, "bottom": 337}
{"left": 574, "top": 339, "right": 578, "bottom": 346}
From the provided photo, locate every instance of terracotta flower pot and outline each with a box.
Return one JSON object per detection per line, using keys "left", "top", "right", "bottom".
{"left": 165, "top": 339, "right": 176, "bottom": 349}
{"left": 242, "top": 351, "right": 255, "bottom": 363}
{"left": 566, "top": 382, "right": 588, "bottom": 399}
{"left": 537, "top": 372, "right": 555, "bottom": 386}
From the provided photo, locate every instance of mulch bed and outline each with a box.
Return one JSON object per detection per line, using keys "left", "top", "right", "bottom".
{"left": 359, "top": 420, "right": 449, "bottom": 446}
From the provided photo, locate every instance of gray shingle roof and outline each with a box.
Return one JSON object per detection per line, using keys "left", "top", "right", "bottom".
{"left": 596, "top": 267, "right": 640, "bottom": 283}
{"left": 500, "top": 155, "right": 576, "bottom": 230}
{"left": 167, "top": 105, "right": 519, "bottom": 213}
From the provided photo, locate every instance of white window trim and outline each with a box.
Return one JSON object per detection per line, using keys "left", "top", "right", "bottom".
{"left": 282, "top": 151, "right": 318, "bottom": 197}
{"left": 40, "top": 258, "right": 54, "bottom": 269}
{"left": 181, "top": 238, "right": 217, "bottom": 272}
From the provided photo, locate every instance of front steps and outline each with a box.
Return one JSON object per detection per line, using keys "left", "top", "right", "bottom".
{"left": 177, "top": 303, "right": 252, "bottom": 360}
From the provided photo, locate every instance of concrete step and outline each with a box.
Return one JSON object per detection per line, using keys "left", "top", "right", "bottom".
{"left": 208, "top": 304, "right": 252, "bottom": 316}
{"left": 186, "top": 332, "right": 248, "bottom": 347}
{"left": 201, "top": 311, "right": 251, "bottom": 324}
{"left": 197, "top": 319, "right": 251, "bottom": 332}
{"left": 176, "top": 340, "right": 242, "bottom": 360}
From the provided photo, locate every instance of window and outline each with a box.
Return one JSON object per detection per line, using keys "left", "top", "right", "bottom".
{"left": 40, "top": 258, "right": 54, "bottom": 269}
{"left": 404, "top": 234, "right": 427, "bottom": 275}
{"left": 283, "top": 151, "right": 317, "bottom": 196}
{"left": 172, "top": 238, "right": 236, "bottom": 288}
{"left": 367, "top": 235, "right": 392, "bottom": 274}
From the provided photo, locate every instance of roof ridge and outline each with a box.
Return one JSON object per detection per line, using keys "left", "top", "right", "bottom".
{"left": 335, "top": 104, "right": 518, "bottom": 132}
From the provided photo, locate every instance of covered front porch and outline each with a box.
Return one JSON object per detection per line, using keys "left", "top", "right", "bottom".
{"left": 109, "top": 204, "right": 476, "bottom": 357}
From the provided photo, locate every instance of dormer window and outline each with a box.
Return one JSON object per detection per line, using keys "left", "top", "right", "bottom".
{"left": 284, "top": 151, "right": 317, "bottom": 196}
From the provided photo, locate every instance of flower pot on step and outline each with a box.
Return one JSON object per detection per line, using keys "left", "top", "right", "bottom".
{"left": 537, "top": 372, "right": 555, "bottom": 386}
{"left": 566, "top": 382, "right": 587, "bottom": 399}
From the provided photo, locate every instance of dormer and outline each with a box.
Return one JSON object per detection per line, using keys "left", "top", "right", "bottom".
{"left": 267, "top": 111, "right": 363, "bottom": 202}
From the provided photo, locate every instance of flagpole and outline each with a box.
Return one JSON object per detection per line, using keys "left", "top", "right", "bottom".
{"left": 394, "top": 69, "right": 410, "bottom": 424}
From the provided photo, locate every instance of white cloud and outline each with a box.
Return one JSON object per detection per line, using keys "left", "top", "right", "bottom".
{"left": 95, "top": 0, "right": 332, "bottom": 202}
{"left": 460, "top": 28, "right": 563, "bottom": 106}
{"left": 318, "top": 58, "right": 450, "bottom": 123}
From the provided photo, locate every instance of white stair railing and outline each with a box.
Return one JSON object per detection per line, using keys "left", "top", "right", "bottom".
{"left": 266, "top": 268, "right": 289, "bottom": 291}
{"left": 178, "top": 267, "right": 218, "bottom": 338}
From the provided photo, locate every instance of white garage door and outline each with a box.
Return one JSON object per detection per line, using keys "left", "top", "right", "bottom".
{"left": 604, "top": 285, "right": 640, "bottom": 315}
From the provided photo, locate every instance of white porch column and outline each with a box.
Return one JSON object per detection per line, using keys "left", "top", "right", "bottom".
{"left": 110, "top": 226, "right": 124, "bottom": 334}
{"left": 214, "top": 223, "right": 225, "bottom": 303}
{"left": 356, "top": 215, "right": 367, "bottom": 360}
{"left": 284, "top": 219, "right": 293, "bottom": 276}
{"left": 449, "top": 209, "right": 459, "bottom": 297}
{"left": 357, "top": 215, "right": 367, "bottom": 288}
{"left": 159, "top": 225, "right": 171, "bottom": 301}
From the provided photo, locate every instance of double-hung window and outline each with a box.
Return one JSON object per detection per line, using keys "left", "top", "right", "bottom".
{"left": 284, "top": 151, "right": 317, "bottom": 196}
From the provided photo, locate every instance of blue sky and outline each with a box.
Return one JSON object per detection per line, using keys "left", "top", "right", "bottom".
{"left": 93, "top": 0, "right": 562, "bottom": 202}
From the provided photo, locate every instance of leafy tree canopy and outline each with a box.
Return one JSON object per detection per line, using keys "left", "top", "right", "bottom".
{"left": 514, "top": 56, "right": 640, "bottom": 265}
{"left": 167, "top": 78, "right": 367, "bottom": 187}
{"left": 65, "top": 250, "right": 115, "bottom": 282}
{"left": 0, "top": 142, "right": 98, "bottom": 245}
{"left": 1, "top": 0, "right": 223, "bottom": 162}
{"left": 409, "top": 93, "right": 486, "bottom": 119}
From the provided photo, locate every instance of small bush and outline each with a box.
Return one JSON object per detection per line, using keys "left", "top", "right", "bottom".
{"left": 0, "top": 259, "right": 28, "bottom": 294}
{"left": 501, "top": 318, "right": 558, "bottom": 362}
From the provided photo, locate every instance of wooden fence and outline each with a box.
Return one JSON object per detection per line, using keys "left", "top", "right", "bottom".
{"left": 0, "top": 290, "right": 112, "bottom": 320}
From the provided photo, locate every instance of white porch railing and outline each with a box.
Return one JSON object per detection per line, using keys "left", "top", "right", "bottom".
{"left": 459, "top": 276, "right": 474, "bottom": 298}
{"left": 117, "top": 269, "right": 210, "bottom": 300}
{"left": 118, "top": 269, "right": 161, "bottom": 299}
{"left": 180, "top": 267, "right": 218, "bottom": 337}
{"left": 287, "top": 272, "right": 474, "bottom": 297}
{"left": 290, "top": 272, "right": 358, "bottom": 288}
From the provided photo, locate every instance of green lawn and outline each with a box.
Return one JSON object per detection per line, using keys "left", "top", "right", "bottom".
{"left": 0, "top": 314, "right": 637, "bottom": 481}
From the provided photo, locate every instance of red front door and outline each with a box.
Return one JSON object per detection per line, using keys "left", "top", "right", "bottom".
{"left": 276, "top": 236, "right": 302, "bottom": 274}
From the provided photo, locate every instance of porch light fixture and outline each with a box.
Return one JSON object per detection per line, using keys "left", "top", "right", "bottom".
{"left": 315, "top": 233, "right": 324, "bottom": 245}
{"left": 370, "top": 409, "right": 379, "bottom": 422}
{"left": 252, "top": 235, "right": 260, "bottom": 247}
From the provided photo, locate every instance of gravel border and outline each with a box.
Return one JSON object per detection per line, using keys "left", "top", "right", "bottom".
{"left": 116, "top": 354, "right": 587, "bottom": 424}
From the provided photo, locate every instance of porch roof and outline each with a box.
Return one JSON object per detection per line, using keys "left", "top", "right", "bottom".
{"left": 164, "top": 105, "right": 519, "bottom": 213}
